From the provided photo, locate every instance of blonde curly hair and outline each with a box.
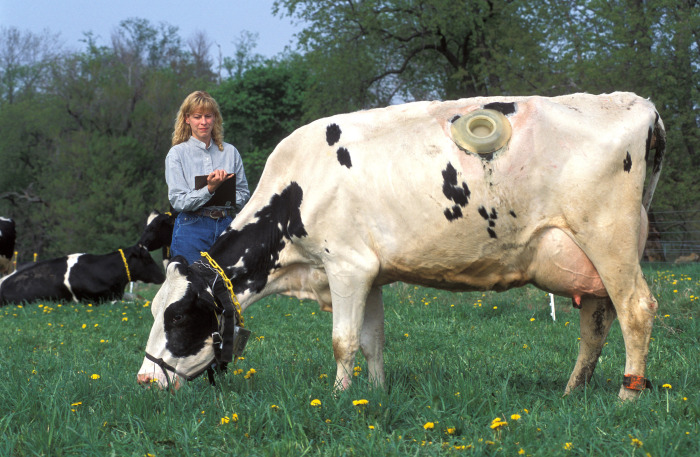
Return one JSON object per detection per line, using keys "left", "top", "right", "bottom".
{"left": 172, "top": 91, "right": 224, "bottom": 151}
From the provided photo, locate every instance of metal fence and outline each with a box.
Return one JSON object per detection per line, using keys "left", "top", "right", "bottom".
{"left": 644, "top": 210, "right": 700, "bottom": 264}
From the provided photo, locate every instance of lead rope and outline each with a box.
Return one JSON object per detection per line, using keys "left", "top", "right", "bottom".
{"left": 200, "top": 251, "right": 244, "bottom": 327}
{"left": 118, "top": 249, "right": 131, "bottom": 282}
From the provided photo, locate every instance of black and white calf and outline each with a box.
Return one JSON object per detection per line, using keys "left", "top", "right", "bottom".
{"left": 139, "top": 210, "right": 176, "bottom": 268}
{"left": 0, "top": 217, "right": 16, "bottom": 274}
{"left": 0, "top": 244, "right": 165, "bottom": 305}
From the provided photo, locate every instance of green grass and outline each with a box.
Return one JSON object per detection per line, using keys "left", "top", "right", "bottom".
{"left": 1, "top": 264, "right": 698, "bottom": 456}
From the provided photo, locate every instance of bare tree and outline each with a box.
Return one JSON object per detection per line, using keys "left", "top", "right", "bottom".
{"left": 0, "top": 27, "right": 64, "bottom": 103}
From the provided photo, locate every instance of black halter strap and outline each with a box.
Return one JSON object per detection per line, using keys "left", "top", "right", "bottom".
{"left": 142, "top": 255, "right": 250, "bottom": 389}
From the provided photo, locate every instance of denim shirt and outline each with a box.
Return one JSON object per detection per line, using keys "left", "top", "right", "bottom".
{"left": 166, "top": 136, "right": 250, "bottom": 213}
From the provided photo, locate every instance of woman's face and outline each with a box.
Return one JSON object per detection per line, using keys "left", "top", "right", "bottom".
{"left": 186, "top": 111, "right": 215, "bottom": 145}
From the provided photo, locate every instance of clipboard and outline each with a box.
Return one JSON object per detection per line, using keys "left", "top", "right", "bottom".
{"left": 194, "top": 174, "right": 236, "bottom": 207}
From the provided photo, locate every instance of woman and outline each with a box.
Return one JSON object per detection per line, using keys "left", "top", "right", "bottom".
{"left": 166, "top": 91, "right": 250, "bottom": 264}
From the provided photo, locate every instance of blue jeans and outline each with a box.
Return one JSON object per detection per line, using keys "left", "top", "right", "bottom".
{"left": 170, "top": 212, "right": 233, "bottom": 264}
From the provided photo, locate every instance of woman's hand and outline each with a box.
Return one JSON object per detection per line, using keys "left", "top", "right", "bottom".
{"left": 206, "top": 169, "right": 233, "bottom": 194}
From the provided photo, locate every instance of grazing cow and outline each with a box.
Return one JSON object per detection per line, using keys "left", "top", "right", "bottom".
{"left": 0, "top": 217, "right": 16, "bottom": 274}
{"left": 137, "top": 92, "right": 666, "bottom": 400}
{"left": 139, "top": 210, "right": 176, "bottom": 268}
{"left": 0, "top": 244, "right": 165, "bottom": 305}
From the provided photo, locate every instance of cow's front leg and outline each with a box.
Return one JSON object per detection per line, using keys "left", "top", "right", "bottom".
{"left": 565, "top": 297, "right": 616, "bottom": 395}
{"left": 332, "top": 308, "right": 363, "bottom": 390}
{"left": 360, "top": 286, "right": 385, "bottom": 388}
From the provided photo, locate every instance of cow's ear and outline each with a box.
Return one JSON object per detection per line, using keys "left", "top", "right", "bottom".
{"left": 195, "top": 287, "right": 218, "bottom": 312}
{"left": 167, "top": 256, "right": 189, "bottom": 276}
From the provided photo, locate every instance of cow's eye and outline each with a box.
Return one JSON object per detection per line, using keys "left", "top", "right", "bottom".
{"left": 172, "top": 314, "right": 184, "bottom": 323}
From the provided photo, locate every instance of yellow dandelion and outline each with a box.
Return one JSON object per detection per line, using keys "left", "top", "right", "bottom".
{"left": 231, "top": 413, "right": 238, "bottom": 422}
{"left": 244, "top": 368, "right": 256, "bottom": 379}
{"left": 90, "top": 374, "right": 101, "bottom": 380}
{"left": 81, "top": 324, "right": 86, "bottom": 329}
{"left": 71, "top": 401, "right": 82, "bottom": 406}
{"left": 445, "top": 427, "right": 456, "bottom": 435}
{"left": 122, "top": 317, "right": 128, "bottom": 322}
{"left": 352, "top": 399, "right": 369, "bottom": 406}
{"left": 511, "top": 413, "right": 521, "bottom": 421}
{"left": 423, "top": 422, "right": 435, "bottom": 430}
{"left": 368, "top": 425, "right": 375, "bottom": 430}
{"left": 270, "top": 404, "right": 279, "bottom": 410}
{"left": 564, "top": 442, "right": 573, "bottom": 450}
{"left": 220, "top": 416, "right": 230, "bottom": 425}
{"left": 319, "top": 373, "right": 328, "bottom": 379}
{"left": 310, "top": 399, "right": 321, "bottom": 407}
{"left": 519, "top": 449, "right": 525, "bottom": 455}
{"left": 662, "top": 383, "right": 672, "bottom": 389}
{"left": 490, "top": 417, "right": 508, "bottom": 430}
{"left": 530, "top": 317, "right": 535, "bottom": 322}
{"left": 630, "top": 437, "right": 643, "bottom": 448}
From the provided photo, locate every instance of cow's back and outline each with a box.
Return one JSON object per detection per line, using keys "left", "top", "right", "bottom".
{"left": 0, "top": 257, "right": 73, "bottom": 304}
{"left": 235, "top": 93, "right": 656, "bottom": 293}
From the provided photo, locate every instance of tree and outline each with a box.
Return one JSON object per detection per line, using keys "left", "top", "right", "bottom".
{"left": 0, "top": 27, "right": 64, "bottom": 104}
{"left": 274, "top": 0, "right": 549, "bottom": 117}
{"left": 212, "top": 55, "right": 310, "bottom": 190}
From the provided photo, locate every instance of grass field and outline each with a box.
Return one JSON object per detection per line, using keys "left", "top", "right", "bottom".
{"left": 1, "top": 264, "right": 698, "bottom": 456}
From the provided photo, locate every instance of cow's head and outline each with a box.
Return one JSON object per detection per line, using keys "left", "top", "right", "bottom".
{"left": 138, "top": 210, "right": 176, "bottom": 251}
{"left": 126, "top": 244, "right": 166, "bottom": 284}
{"left": 136, "top": 256, "right": 245, "bottom": 389}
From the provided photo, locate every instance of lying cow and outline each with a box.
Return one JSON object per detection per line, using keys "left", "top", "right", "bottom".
{"left": 0, "top": 244, "right": 165, "bottom": 305}
{"left": 138, "top": 92, "right": 666, "bottom": 400}
{"left": 0, "top": 217, "right": 16, "bottom": 274}
{"left": 674, "top": 253, "right": 699, "bottom": 264}
{"left": 139, "top": 210, "right": 176, "bottom": 269}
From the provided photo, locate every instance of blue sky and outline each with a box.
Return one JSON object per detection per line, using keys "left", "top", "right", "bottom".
{"left": 0, "top": 0, "right": 302, "bottom": 58}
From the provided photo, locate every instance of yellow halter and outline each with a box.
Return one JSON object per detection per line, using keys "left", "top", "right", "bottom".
{"left": 200, "top": 251, "right": 244, "bottom": 327}
{"left": 118, "top": 249, "right": 131, "bottom": 282}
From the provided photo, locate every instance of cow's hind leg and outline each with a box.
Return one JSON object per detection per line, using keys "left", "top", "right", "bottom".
{"left": 360, "top": 286, "right": 385, "bottom": 388}
{"left": 565, "top": 296, "right": 616, "bottom": 395}
{"left": 613, "top": 273, "right": 658, "bottom": 400}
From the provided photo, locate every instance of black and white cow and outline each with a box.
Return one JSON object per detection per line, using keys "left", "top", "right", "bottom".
{"left": 138, "top": 92, "right": 666, "bottom": 400}
{"left": 138, "top": 210, "right": 176, "bottom": 269}
{"left": 0, "top": 244, "right": 165, "bottom": 305}
{"left": 0, "top": 217, "right": 16, "bottom": 275}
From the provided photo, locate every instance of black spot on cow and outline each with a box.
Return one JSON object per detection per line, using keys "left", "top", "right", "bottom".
{"left": 509, "top": 210, "right": 517, "bottom": 218}
{"left": 483, "top": 102, "right": 516, "bottom": 116}
{"left": 644, "top": 127, "right": 652, "bottom": 163}
{"left": 478, "top": 206, "right": 498, "bottom": 238}
{"left": 441, "top": 163, "right": 470, "bottom": 222}
{"left": 208, "top": 183, "right": 308, "bottom": 296}
{"left": 337, "top": 147, "right": 352, "bottom": 168}
{"left": 449, "top": 115, "right": 461, "bottom": 123}
{"left": 623, "top": 151, "right": 632, "bottom": 173}
{"left": 326, "top": 124, "right": 342, "bottom": 146}
{"left": 444, "top": 205, "right": 463, "bottom": 221}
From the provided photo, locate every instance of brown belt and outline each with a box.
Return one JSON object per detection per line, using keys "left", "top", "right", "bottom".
{"left": 195, "top": 208, "right": 234, "bottom": 219}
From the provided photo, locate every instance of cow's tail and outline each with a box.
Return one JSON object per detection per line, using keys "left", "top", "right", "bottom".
{"left": 642, "top": 112, "right": 666, "bottom": 212}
